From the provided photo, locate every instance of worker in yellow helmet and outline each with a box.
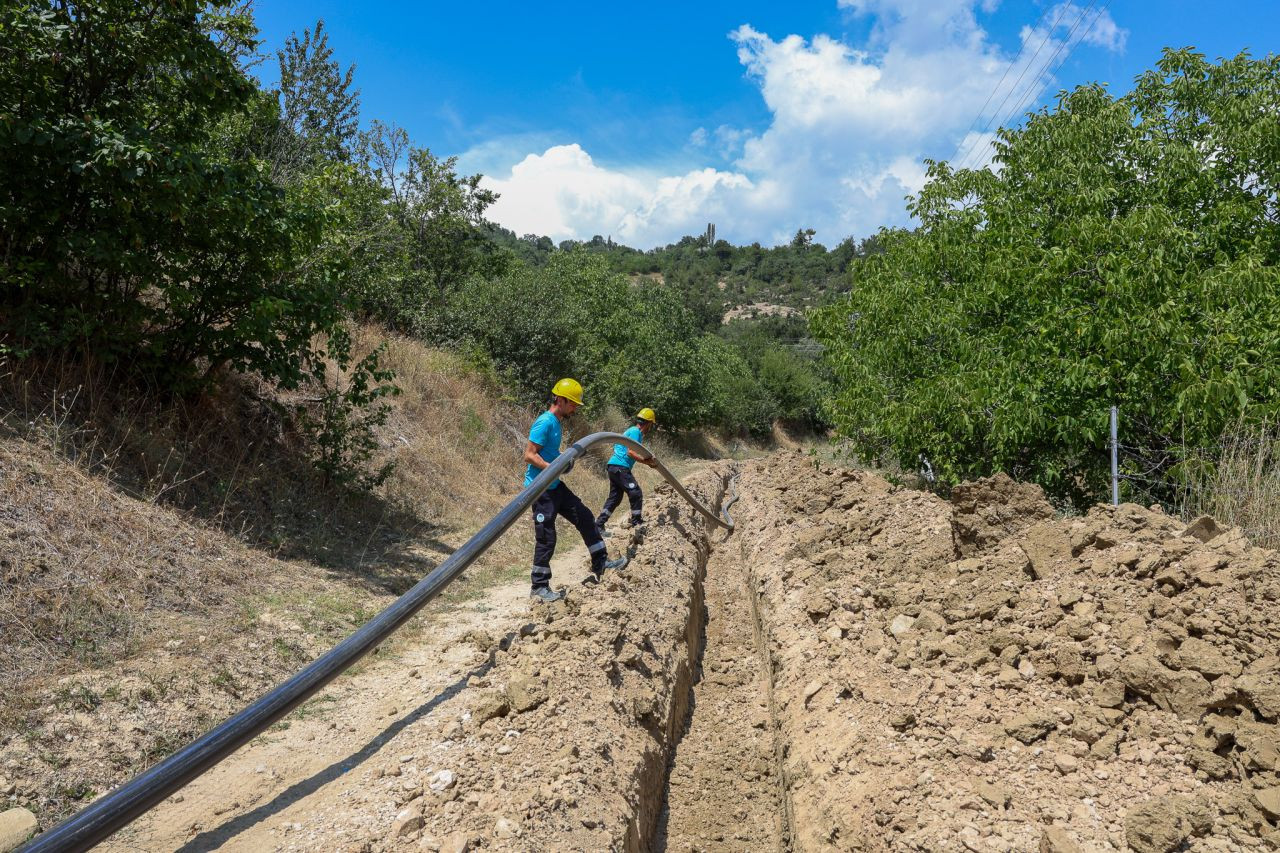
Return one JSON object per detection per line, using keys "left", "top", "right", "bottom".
{"left": 595, "top": 407, "right": 658, "bottom": 538}
{"left": 522, "top": 378, "right": 627, "bottom": 603}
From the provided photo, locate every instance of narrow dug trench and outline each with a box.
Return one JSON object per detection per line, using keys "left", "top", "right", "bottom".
{"left": 657, "top": 526, "right": 787, "bottom": 852}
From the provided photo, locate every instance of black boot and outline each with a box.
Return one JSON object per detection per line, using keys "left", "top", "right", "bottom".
{"left": 531, "top": 586, "right": 564, "bottom": 603}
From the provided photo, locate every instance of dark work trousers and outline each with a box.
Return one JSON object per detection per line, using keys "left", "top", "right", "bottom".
{"left": 596, "top": 464, "right": 643, "bottom": 528}
{"left": 531, "top": 483, "right": 607, "bottom": 589}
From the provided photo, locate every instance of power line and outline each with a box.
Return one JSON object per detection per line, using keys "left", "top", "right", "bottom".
{"left": 957, "top": 0, "right": 1095, "bottom": 171}
{"left": 960, "top": 0, "right": 1109, "bottom": 173}
{"left": 953, "top": 1, "right": 1073, "bottom": 172}
{"left": 947, "top": 2, "right": 1056, "bottom": 169}
{"left": 969, "top": 0, "right": 1110, "bottom": 170}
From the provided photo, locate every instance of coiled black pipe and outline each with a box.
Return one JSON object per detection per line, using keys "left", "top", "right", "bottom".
{"left": 20, "top": 432, "right": 731, "bottom": 852}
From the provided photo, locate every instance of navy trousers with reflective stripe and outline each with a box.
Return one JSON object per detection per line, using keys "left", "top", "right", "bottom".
{"left": 597, "top": 464, "right": 643, "bottom": 527}
{"left": 531, "top": 483, "right": 606, "bottom": 589}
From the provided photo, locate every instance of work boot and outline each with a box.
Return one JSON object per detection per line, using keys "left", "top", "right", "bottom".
{"left": 584, "top": 555, "right": 629, "bottom": 585}
{"left": 596, "top": 523, "right": 611, "bottom": 539}
{"left": 530, "top": 586, "right": 564, "bottom": 604}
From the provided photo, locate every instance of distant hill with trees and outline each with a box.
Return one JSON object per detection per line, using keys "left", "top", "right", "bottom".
{"left": 483, "top": 225, "right": 881, "bottom": 326}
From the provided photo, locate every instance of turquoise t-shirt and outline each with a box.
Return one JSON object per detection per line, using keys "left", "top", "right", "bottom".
{"left": 607, "top": 425, "right": 644, "bottom": 469}
{"left": 524, "top": 410, "right": 562, "bottom": 488}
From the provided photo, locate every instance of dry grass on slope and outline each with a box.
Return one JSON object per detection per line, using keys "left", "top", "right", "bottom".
{"left": 0, "top": 323, "right": 775, "bottom": 827}
{"left": 0, "top": 329, "right": 540, "bottom": 826}
{"left": 357, "top": 325, "right": 535, "bottom": 549}
{"left": 1177, "top": 420, "right": 1280, "bottom": 551}
{"left": 0, "top": 425, "right": 396, "bottom": 825}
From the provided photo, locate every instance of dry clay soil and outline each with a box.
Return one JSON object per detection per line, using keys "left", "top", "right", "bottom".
{"left": 55, "top": 455, "right": 1280, "bottom": 851}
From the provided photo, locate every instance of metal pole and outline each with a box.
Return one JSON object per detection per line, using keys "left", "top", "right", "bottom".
{"left": 1110, "top": 405, "right": 1119, "bottom": 506}
{"left": 20, "top": 432, "right": 730, "bottom": 852}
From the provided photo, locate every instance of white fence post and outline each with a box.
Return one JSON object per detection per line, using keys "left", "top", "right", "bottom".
{"left": 1110, "top": 405, "right": 1119, "bottom": 506}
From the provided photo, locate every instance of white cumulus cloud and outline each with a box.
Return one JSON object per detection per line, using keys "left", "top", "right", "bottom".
{"left": 472, "top": 1, "right": 1126, "bottom": 248}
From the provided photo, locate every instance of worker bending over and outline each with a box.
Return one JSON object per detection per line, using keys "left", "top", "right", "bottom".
{"left": 596, "top": 407, "right": 658, "bottom": 537}
{"left": 523, "top": 378, "right": 627, "bottom": 603}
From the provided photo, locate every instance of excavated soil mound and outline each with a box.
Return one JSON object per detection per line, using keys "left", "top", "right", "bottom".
{"left": 733, "top": 452, "right": 1280, "bottom": 852}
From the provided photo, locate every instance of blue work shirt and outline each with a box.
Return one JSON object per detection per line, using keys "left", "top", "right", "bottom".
{"left": 607, "top": 425, "right": 644, "bottom": 469}
{"left": 524, "top": 410, "right": 563, "bottom": 489}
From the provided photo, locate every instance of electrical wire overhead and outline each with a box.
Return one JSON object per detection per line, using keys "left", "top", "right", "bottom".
{"left": 947, "top": 2, "right": 1058, "bottom": 170}
{"left": 962, "top": 0, "right": 1111, "bottom": 172}
{"left": 954, "top": 1, "right": 1105, "bottom": 173}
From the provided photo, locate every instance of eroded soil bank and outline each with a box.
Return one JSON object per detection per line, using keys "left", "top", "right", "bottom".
{"left": 734, "top": 452, "right": 1280, "bottom": 852}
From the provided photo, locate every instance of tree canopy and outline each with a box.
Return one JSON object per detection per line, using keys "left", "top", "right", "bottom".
{"left": 812, "top": 48, "right": 1280, "bottom": 504}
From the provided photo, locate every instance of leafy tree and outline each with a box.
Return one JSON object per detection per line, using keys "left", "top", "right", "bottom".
{"left": 200, "top": 0, "right": 261, "bottom": 68}
{"left": 593, "top": 284, "right": 706, "bottom": 427}
{"left": 353, "top": 121, "right": 507, "bottom": 332}
{"left": 273, "top": 19, "right": 359, "bottom": 180}
{"left": 812, "top": 48, "right": 1280, "bottom": 504}
{"left": 443, "top": 250, "right": 777, "bottom": 434}
{"left": 695, "top": 336, "right": 776, "bottom": 436}
{"left": 0, "top": 1, "right": 401, "bottom": 487}
{"left": 756, "top": 345, "right": 825, "bottom": 428}
{"left": 0, "top": 0, "right": 350, "bottom": 392}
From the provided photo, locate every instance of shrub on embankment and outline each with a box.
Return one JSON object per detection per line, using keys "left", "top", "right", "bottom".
{"left": 439, "top": 250, "right": 782, "bottom": 436}
{"left": 812, "top": 48, "right": 1280, "bottom": 508}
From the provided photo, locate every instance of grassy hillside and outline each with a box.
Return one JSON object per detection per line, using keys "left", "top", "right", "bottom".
{"left": 0, "top": 328, "right": 553, "bottom": 822}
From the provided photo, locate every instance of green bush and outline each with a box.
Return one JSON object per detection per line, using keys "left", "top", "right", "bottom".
{"left": 756, "top": 345, "right": 825, "bottom": 429}
{"left": 441, "top": 256, "right": 582, "bottom": 400}
{"left": 0, "top": 1, "right": 348, "bottom": 392}
{"left": 812, "top": 49, "right": 1280, "bottom": 505}
{"left": 696, "top": 336, "right": 776, "bottom": 436}
{"left": 443, "top": 251, "right": 777, "bottom": 434}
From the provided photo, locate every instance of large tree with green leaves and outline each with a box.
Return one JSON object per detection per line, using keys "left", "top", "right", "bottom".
{"left": 812, "top": 48, "right": 1280, "bottom": 505}
{"left": 351, "top": 120, "right": 508, "bottom": 334}
{"left": 0, "top": 0, "right": 353, "bottom": 392}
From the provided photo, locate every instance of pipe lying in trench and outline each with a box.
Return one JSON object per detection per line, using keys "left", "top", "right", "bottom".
{"left": 21, "top": 432, "right": 732, "bottom": 853}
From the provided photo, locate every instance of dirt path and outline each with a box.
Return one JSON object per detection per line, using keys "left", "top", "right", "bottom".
{"left": 103, "top": 533, "right": 607, "bottom": 852}
{"left": 656, "top": 530, "right": 786, "bottom": 851}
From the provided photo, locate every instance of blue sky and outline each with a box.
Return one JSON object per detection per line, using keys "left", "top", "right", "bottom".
{"left": 252, "top": 1, "right": 1280, "bottom": 248}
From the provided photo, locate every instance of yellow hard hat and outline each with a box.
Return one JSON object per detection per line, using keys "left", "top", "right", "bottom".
{"left": 636, "top": 407, "right": 656, "bottom": 423}
{"left": 551, "top": 377, "right": 584, "bottom": 406}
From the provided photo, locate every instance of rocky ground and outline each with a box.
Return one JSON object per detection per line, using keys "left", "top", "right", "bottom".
{"left": 97, "top": 472, "right": 726, "bottom": 852}
{"left": 734, "top": 452, "right": 1280, "bottom": 852}
{"left": 15, "top": 454, "right": 1280, "bottom": 852}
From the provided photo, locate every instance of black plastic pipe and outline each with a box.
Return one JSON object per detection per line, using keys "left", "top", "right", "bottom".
{"left": 21, "top": 432, "right": 730, "bottom": 852}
